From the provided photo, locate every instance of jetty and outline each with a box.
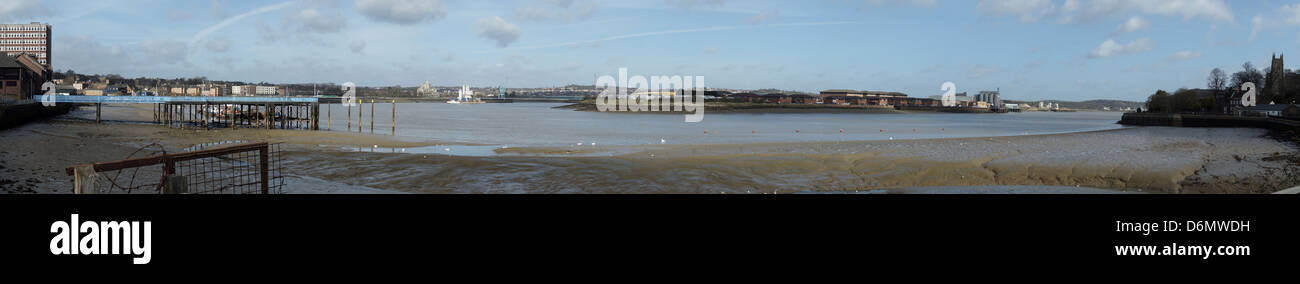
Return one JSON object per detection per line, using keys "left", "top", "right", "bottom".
{"left": 46, "top": 96, "right": 323, "bottom": 130}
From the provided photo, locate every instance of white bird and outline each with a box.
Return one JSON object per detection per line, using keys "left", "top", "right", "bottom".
{"left": 660, "top": 138, "right": 666, "bottom": 144}
{"left": 444, "top": 148, "right": 451, "bottom": 152}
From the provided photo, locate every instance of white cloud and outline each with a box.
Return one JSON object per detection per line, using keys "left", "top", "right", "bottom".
{"left": 977, "top": 0, "right": 1058, "bottom": 23}
{"left": 665, "top": 0, "right": 725, "bottom": 9}
{"left": 355, "top": 0, "right": 447, "bottom": 25}
{"left": 1112, "top": 16, "right": 1149, "bottom": 35}
{"left": 748, "top": 10, "right": 779, "bottom": 24}
{"left": 286, "top": 8, "right": 346, "bottom": 34}
{"left": 1088, "top": 38, "right": 1151, "bottom": 58}
{"left": 514, "top": 0, "right": 597, "bottom": 22}
{"left": 475, "top": 16, "right": 521, "bottom": 47}
{"left": 1250, "top": 14, "right": 1265, "bottom": 41}
{"left": 855, "top": 0, "right": 938, "bottom": 9}
{"left": 1072, "top": 0, "right": 1234, "bottom": 22}
{"left": 140, "top": 39, "right": 190, "bottom": 65}
{"left": 0, "top": 0, "right": 51, "bottom": 22}
{"left": 189, "top": 1, "right": 297, "bottom": 56}
{"left": 205, "top": 37, "right": 231, "bottom": 53}
{"left": 984, "top": 0, "right": 1234, "bottom": 24}
{"left": 1169, "top": 50, "right": 1202, "bottom": 60}
{"left": 1283, "top": 4, "right": 1300, "bottom": 25}
{"left": 350, "top": 40, "right": 366, "bottom": 54}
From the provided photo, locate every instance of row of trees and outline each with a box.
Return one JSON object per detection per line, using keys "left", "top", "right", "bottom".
{"left": 1146, "top": 89, "right": 1214, "bottom": 113}
{"left": 1147, "top": 60, "right": 1298, "bottom": 113}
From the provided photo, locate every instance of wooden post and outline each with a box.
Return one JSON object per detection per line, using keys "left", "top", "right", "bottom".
{"left": 95, "top": 103, "right": 101, "bottom": 123}
{"left": 259, "top": 145, "right": 269, "bottom": 194}
{"left": 358, "top": 100, "right": 363, "bottom": 133}
{"left": 347, "top": 103, "right": 352, "bottom": 131}
{"left": 72, "top": 165, "right": 97, "bottom": 194}
{"left": 264, "top": 103, "right": 272, "bottom": 129}
{"left": 203, "top": 103, "right": 209, "bottom": 130}
{"left": 312, "top": 103, "right": 320, "bottom": 130}
{"left": 370, "top": 99, "right": 375, "bottom": 133}
{"left": 327, "top": 103, "right": 331, "bottom": 130}
{"left": 391, "top": 100, "right": 396, "bottom": 135}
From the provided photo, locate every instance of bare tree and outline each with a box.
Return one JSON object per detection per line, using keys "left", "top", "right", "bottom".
{"left": 1231, "top": 62, "right": 1264, "bottom": 89}
{"left": 1207, "top": 68, "right": 1227, "bottom": 90}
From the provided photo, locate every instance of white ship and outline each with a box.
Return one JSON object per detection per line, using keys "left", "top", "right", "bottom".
{"left": 447, "top": 85, "right": 484, "bottom": 104}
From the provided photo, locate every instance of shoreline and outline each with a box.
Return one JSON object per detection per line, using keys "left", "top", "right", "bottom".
{"left": 1, "top": 105, "right": 1296, "bottom": 194}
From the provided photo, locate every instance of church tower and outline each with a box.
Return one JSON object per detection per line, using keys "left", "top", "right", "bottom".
{"left": 1267, "top": 54, "right": 1286, "bottom": 103}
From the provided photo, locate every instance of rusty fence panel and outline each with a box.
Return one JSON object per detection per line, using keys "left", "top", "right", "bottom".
{"left": 65, "top": 142, "right": 284, "bottom": 194}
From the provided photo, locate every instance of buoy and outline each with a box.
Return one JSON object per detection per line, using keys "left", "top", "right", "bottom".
{"left": 704, "top": 130, "right": 708, "bottom": 134}
{"left": 879, "top": 129, "right": 884, "bottom": 132}
{"left": 913, "top": 128, "right": 917, "bottom": 132}
{"left": 752, "top": 130, "right": 756, "bottom": 134}
{"left": 795, "top": 129, "right": 800, "bottom": 133}
{"left": 941, "top": 128, "right": 945, "bottom": 131}
{"left": 839, "top": 129, "right": 844, "bottom": 133}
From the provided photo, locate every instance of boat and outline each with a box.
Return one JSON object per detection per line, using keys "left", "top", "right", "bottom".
{"left": 447, "top": 85, "right": 484, "bottom": 104}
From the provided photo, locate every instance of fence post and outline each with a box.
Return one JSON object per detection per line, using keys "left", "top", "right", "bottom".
{"left": 72, "top": 165, "right": 97, "bottom": 194}
{"left": 259, "top": 144, "right": 270, "bottom": 194}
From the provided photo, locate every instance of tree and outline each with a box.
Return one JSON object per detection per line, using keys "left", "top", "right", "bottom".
{"left": 1207, "top": 68, "right": 1227, "bottom": 90}
{"left": 1232, "top": 62, "right": 1267, "bottom": 103}
{"left": 1231, "top": 62, "right": 1264, "bottom": 88}
{"left": 1146, "top": 90, "right": 1171, "bottom": 113}
{"left": 1173, "top": 89, "right": 1203, "bottom": 112}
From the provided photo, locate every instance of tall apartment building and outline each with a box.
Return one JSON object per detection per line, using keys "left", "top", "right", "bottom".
{"left": 0, "top": 22, "right": 51, "bottom": 69}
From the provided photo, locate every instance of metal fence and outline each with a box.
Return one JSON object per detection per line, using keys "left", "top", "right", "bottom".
{"left": 64, "top": 142, "right": 284, "bottom": 194}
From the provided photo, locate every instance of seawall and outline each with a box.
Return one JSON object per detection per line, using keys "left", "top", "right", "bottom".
{"left": 1119, "top": 113, "right": 1300, "bottom": 130}
{"left": 0, "top": 102, "right": 74, "bottom": 130}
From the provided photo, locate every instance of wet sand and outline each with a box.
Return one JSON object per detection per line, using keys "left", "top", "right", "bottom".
{"left": 1, "top": 105, "right": 1297, "bottom": 194}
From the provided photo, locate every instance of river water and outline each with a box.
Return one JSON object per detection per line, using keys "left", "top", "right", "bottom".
{"left": 321, "top": 103, "right": 1125, "bottom": 148}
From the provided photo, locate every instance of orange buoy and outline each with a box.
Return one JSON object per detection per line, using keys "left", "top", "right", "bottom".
{"left": 752, "top": 130, "right": 756, "bottom": 134}
{"left": 913, "top": 128, "right": 917, "bottom": 132}
{"left": 704, "top": 130, "right": 709, "bottom": 134}
{"left": 795, "top": 129, "right": 800, "bottom": 133}
{"left": 839, "top": 129, "right": 844, "bottom": 133}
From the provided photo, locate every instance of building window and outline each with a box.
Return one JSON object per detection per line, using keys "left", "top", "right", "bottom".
{"left": 5, "top": 81, "right": 16, "bottom": 87}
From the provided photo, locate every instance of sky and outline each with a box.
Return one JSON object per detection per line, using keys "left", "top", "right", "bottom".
{"left": 2, "top": 0, "right": 1300, "bottom": 101}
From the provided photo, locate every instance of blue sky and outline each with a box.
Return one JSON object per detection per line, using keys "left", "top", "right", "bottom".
{"left": 3, "top": 0, "right": 1300, "bottom": 101}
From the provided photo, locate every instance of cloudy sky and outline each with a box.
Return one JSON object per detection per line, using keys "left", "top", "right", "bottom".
{"left": 3, "top": 0, "right": 1299, "bottom": 101}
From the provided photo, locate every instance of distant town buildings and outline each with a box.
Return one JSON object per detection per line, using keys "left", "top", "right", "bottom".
{"left": 417, "top": 81, "right": 436, "bottom": 96}
{"left": 1, "top": 22, "right": 51, "bottom": 69}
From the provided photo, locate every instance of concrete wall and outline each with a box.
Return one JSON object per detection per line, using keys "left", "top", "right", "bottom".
{"left": 0, "top": 102, "right": 72, "bottom": 130}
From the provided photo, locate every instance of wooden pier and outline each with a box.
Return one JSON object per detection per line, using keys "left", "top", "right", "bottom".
{"left": 48, "top": 96, "right": 323, "bottom": 130}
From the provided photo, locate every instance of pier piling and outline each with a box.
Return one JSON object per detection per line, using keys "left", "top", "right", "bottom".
{"left": 391, "top": 100, "right": 396, "bottom": 135}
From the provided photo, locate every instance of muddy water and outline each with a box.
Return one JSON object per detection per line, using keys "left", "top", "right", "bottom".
{"left": 320, "top": 103, "right": 1126, "bottom": 149}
